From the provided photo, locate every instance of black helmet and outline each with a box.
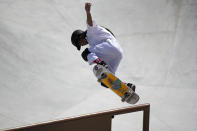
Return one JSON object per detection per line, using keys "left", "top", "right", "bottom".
{"left": 71, "top": 30, "right": 86, "bottom": 50}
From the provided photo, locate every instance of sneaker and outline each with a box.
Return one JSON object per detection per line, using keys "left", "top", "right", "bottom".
{"left": 127, "top": 83, "right": 136, "bottom": 92}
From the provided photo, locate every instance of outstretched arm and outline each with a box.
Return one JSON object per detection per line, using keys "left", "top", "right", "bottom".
{"left": 85, "top": 3, "right": 93, "bottom": 26}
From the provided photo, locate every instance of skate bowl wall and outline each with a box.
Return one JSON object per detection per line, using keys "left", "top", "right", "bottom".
{"left": 0, "top": 0, "right": 197, "bottom": 131}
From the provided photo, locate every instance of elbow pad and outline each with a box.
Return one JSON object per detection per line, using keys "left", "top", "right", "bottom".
{"left": 81, "top": 48, "right": 91, "bottom": 62}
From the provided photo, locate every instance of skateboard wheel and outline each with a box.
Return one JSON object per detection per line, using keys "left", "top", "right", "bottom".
{"left": 94, "top": 66, "right": 98, "bottom": 71}
{"left": 121, "top": 92, "right": 139, "bottom": 104}
{"left": 98, "top": 73, "right": 107, "bottom": 82}
{"left": 101, "top": 73, "right": 107, "bottom": 78}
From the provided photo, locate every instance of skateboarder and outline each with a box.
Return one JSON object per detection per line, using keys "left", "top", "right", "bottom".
{"left": 71, "top": 3, "right": 135, "bottom": 91}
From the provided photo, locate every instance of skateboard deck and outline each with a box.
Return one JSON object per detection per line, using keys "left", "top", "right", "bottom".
{"left": 93, "top": 64, "right": 140, "bottom": 104}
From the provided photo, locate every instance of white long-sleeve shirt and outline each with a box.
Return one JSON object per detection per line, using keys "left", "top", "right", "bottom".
{"left": 86, "top": 21, "right": 123, "bottom": 74}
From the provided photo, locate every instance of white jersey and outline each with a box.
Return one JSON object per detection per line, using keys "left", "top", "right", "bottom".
{"left": 86, "top": 21, "right": 123, "bottom": 74}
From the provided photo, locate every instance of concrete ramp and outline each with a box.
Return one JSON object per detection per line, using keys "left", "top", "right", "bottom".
{"left": 0, "top": 0, "right": 197, "bottom": 131}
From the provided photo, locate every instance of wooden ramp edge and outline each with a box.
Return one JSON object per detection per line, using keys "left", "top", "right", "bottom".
{"left": 5, "top": 103, "right": 150, "bottom": 131}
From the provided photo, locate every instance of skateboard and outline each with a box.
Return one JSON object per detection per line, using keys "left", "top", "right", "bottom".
{"left": 93, "top": 64, "right": 140, "bottom": 104}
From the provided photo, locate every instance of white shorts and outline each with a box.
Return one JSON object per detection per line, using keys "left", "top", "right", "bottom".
{"left": 88, "top": 39, "right": 123, "bottom": 74}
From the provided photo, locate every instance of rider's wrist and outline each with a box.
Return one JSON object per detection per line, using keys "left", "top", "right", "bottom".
{"left": 86, "top": 11, "right": 91, "bottom": 14}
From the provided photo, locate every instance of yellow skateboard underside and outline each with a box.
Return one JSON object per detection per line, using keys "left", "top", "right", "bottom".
{"left": 101, "top": 73, "right": 130, "bottom": 98}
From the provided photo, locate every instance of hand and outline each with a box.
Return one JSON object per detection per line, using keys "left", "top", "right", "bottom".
{"left": 85, "top": 3, "right": 91, "bottom": 13}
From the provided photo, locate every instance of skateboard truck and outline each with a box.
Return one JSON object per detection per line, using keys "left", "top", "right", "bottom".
{"left": 121, "top": 90, "right": 139, "bottom": 104}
